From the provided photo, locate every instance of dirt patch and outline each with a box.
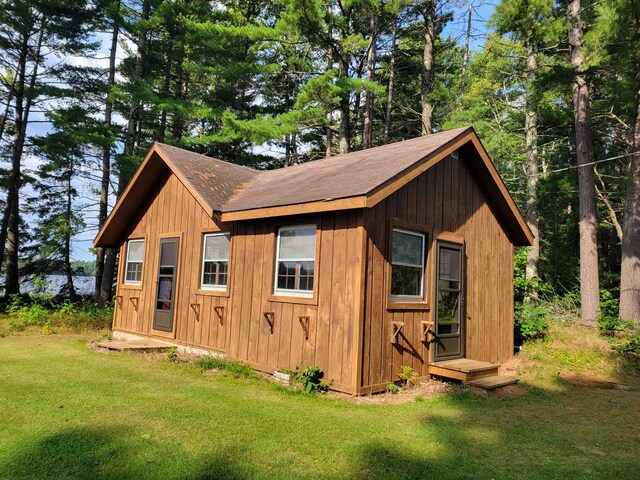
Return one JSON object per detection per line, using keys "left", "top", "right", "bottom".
{"left": 328, "top": 379, "right": 453, "bottom": 404}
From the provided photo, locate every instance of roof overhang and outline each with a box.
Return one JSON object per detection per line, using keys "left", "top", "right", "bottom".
{"left": 94, "top": 144, "right": 216, "bottom": 248}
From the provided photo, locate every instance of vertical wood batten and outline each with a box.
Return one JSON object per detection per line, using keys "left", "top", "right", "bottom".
{"left": 359, "top": 154, "right": 515, "bottom": 392}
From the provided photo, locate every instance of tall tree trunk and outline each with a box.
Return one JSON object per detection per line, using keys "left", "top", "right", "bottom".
{"left": 64, "top": 172, "right": 76, "bottom": 299}
{"left": 461, "top": 4, "right": 472, "bottom": 96}
{"left": 158, "top": 45, "right": 172, "bottom": 143}
{"left": 95, "top": 8, "right": 120, "bottom": 304}
{"left": 619, "top": 83, "right": 640, "bottom": 322}
{"left": 362, "top": 14, "right": 377, "bottom": 150}
{"left": 383, "top": 20, "right": 398, "bottom": 145}
{"left": 568, "top": 0, "right": 599, "bottom": 325}
{"left": 5, "top": 21, "right": 45, "bottom": 297}
{"left": 325, "top": 4, "right": 334, "bottom": 157}
{"left": 421, "top": 0, "right": 435, "bottom": 136}
{"left": 0, "top": 32, "right": 28, "bottom": 281}
{"left": 524, "top": 48, "right": 540, "bottom": 300}
{"left": 99, "top": 0, "right": 150, "bottom": 304}
{"left": 0, "top": 74, "right": 17, "bottom": 142}
{"left": 338, "top": 57, "right": 350, "bottom": 154}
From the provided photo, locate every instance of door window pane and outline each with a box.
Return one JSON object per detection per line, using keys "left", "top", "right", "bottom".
{"left": 436, "top": 243, "right": 462, "bottom": 338}
{"left": 439, "top": 247, "right": 460, "bottom": 281}
{"left": 160, "top": 241, "right": 177, "bottom": 267}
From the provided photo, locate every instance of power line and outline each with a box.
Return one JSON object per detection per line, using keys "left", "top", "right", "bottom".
{"left": 503, "top": 151, "right": 635, "bottom": 181}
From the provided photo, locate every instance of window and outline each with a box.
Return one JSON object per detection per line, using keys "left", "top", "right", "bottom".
{"left": 274, "top": 225, "right": 316, "bottom": 297}
{"left": 124, "top": 239, "right": 145, "bottom": 285}
{"left": 201, "top": 233, "right": 230, "bottom": 290}
{"left": 390, "top": 228, "right": 426, "bottom": 300}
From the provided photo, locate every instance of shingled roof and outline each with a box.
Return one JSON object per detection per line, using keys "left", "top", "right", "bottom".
{"left": 223, "top": 127, "right": 470, "bottom": 212}
{"left": 155, "top": 143, "right": 257, "bottom": 212}
{"left": 94, "top": 127, "right": 534, "bottom": 247}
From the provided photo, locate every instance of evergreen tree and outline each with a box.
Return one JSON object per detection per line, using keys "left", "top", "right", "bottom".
{"left": 0, "top": 0, "right": 98, "bottom": 296}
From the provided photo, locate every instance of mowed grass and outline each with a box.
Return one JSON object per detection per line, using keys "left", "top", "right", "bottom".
{"left": 1, "top": 324, "right": 639, "bottom": 480}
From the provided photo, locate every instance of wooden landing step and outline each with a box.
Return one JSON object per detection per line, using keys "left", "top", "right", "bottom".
{"left": 429, "top": 358, "right": 518, "bottom": 390}
{"left": 96, "top": 339, "right": 172, "bottom": 352}
{"left": 468, "top": 375, "right": 519, "bottom": 390}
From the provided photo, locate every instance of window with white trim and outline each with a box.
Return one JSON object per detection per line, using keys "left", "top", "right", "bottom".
{"left": 274, "top": 225, "right": 316, "bottom": 297}
{"left": 390, "top": 228, "right": 426, "bottom": 300}
{"left": 201, "top": 233, "right": 230, "bottom": 290}
{"left": 124, "top": 239, "right": 145, "bottom": 285}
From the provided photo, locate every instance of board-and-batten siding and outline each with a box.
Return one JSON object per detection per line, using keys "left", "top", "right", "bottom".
{"left": 360, "top": 153, "right": 514, "bottom": 393}
{"left": 112, "top": 169, "right": 363, "bottom": 393}
{"left": 226, "top": 212, "right": 363, "bottom": 393}
{"left": 113, "top": 171, "right": 229, "bottom": 353}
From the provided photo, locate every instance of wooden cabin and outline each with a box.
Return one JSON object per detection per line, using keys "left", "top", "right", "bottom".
{"left": 95, "top": 126, "right": 533, "bottom": 394}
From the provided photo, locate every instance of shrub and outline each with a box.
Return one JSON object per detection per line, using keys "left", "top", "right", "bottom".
{"left": 387, "top": 383, "right": 400, "bottom": 394}
{"left": 291, "top": 365, "right": 330, "bottom": 393}
{"left": 514, "top": 302, "right": 548, "bottom": 344}
{"left": 4, "top": 296, "right": 113, "bottom": 334}
{"left": 610, "top": 329, "right": 640, "bottom": 356}
{"left": 397, "top": 365, "right": 419, "bottom": 388}
{"left": 597, "top": 290, "right": 631, "bottom": 336}
{"left": 167, "top": 347, "right": 178, "bottom": 363}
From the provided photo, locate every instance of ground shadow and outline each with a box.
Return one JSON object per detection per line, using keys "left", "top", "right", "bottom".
{"left": 2, "top": 426, "right": 250, "bottom": 480}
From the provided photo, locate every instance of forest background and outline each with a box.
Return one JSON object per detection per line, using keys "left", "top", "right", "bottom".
{"left": 0, "top": 0, "right": 638, "bottom": 327}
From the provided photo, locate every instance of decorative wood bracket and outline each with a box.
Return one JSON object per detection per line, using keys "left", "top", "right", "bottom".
{"left": 298, "top": 316, "right": 310, "bottom": 340}
{"left": 263, "top": 312, "right": 275, "bottom": 334}
{"left": 214, "top": 306, "right": 224, "bottom": 325}
{"left": 129, "top": 297, "right": 139, "bottom": 311}
{"left": 190, "top": 303, "right": 201, "bottom": 321}
{"left": 115, "top": 295, "right": 123, "bottom": 307}
{"left": 391, "top": 321, "right": 404, "bottom": 344}
{"left": 421, "top": 321, "right": 435, "bottom": 344}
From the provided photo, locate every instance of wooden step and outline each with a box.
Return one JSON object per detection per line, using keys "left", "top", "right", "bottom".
{"left": 429, "top": 358, "right": 499, "bottom": 382}
{"left": 467, "top": 375, "right": 519, "bottom": 390}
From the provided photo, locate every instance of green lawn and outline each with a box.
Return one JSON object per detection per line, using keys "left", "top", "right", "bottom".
{"left": 1, "top": 327, "right": 639, "bottom": 479}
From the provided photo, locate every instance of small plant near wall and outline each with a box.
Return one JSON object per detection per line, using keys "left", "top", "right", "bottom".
{"left": 397, "top": 365, "right": 419, "bottom": 388}
{"left": 166, "top": 347, "right": 178, "bottom": 363}
{"left": 291, "top": 365, "right": 330, "bottom": 393}
{"left": 387, "top": 383, "right": 400, "bottom": 394}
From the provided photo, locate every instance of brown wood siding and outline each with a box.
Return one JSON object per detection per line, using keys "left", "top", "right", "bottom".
{"left": 226, "top": 212, "right": 362, "bottom": 393}
{"left": 113, "top": 171, "right": 229, "bottom": 353}
{"left": 360, "top": 153, "right": 514, "bottom": 393}
{"left": 112, "top": 170, "right": 363, "bottom": 393}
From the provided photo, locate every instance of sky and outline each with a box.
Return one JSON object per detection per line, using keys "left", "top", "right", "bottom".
{"left": 45, "top": 1, "right": 497, "bottom": 263}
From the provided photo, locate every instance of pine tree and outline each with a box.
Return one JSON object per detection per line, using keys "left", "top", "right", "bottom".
{"left": 568, "top": 0, "right": 600, "bottom": 325}
{"left": 31, "top": 107, "right": 104, "bottom": 298}
{"left": 0, "top": 0, "right": 98, "bottom": 296}
{"left": 492, "top": 0, "right": 563, "bottom": 300}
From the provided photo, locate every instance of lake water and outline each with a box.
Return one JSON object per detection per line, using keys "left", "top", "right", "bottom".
{"left": 19, "top": 275, "right": 96, "bottom": 296}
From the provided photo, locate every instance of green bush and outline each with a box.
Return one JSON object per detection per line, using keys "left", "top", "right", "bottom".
{"left": 513, "top": 248, "right": 552, "bottom": 303}
{"left": 597, "top": 290, "right": 631, "bottom": 336}
{"left": 291, "top": 365, "right": 330, "bottom": 393}
{"left": 4, "top": 296, "right": 112, "bottom": 334}
{"left": 387, "top": 383, "right": 400, "bottom": 394}
{"left": 515, "top": 302, "right": 548, "bottom": 343}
